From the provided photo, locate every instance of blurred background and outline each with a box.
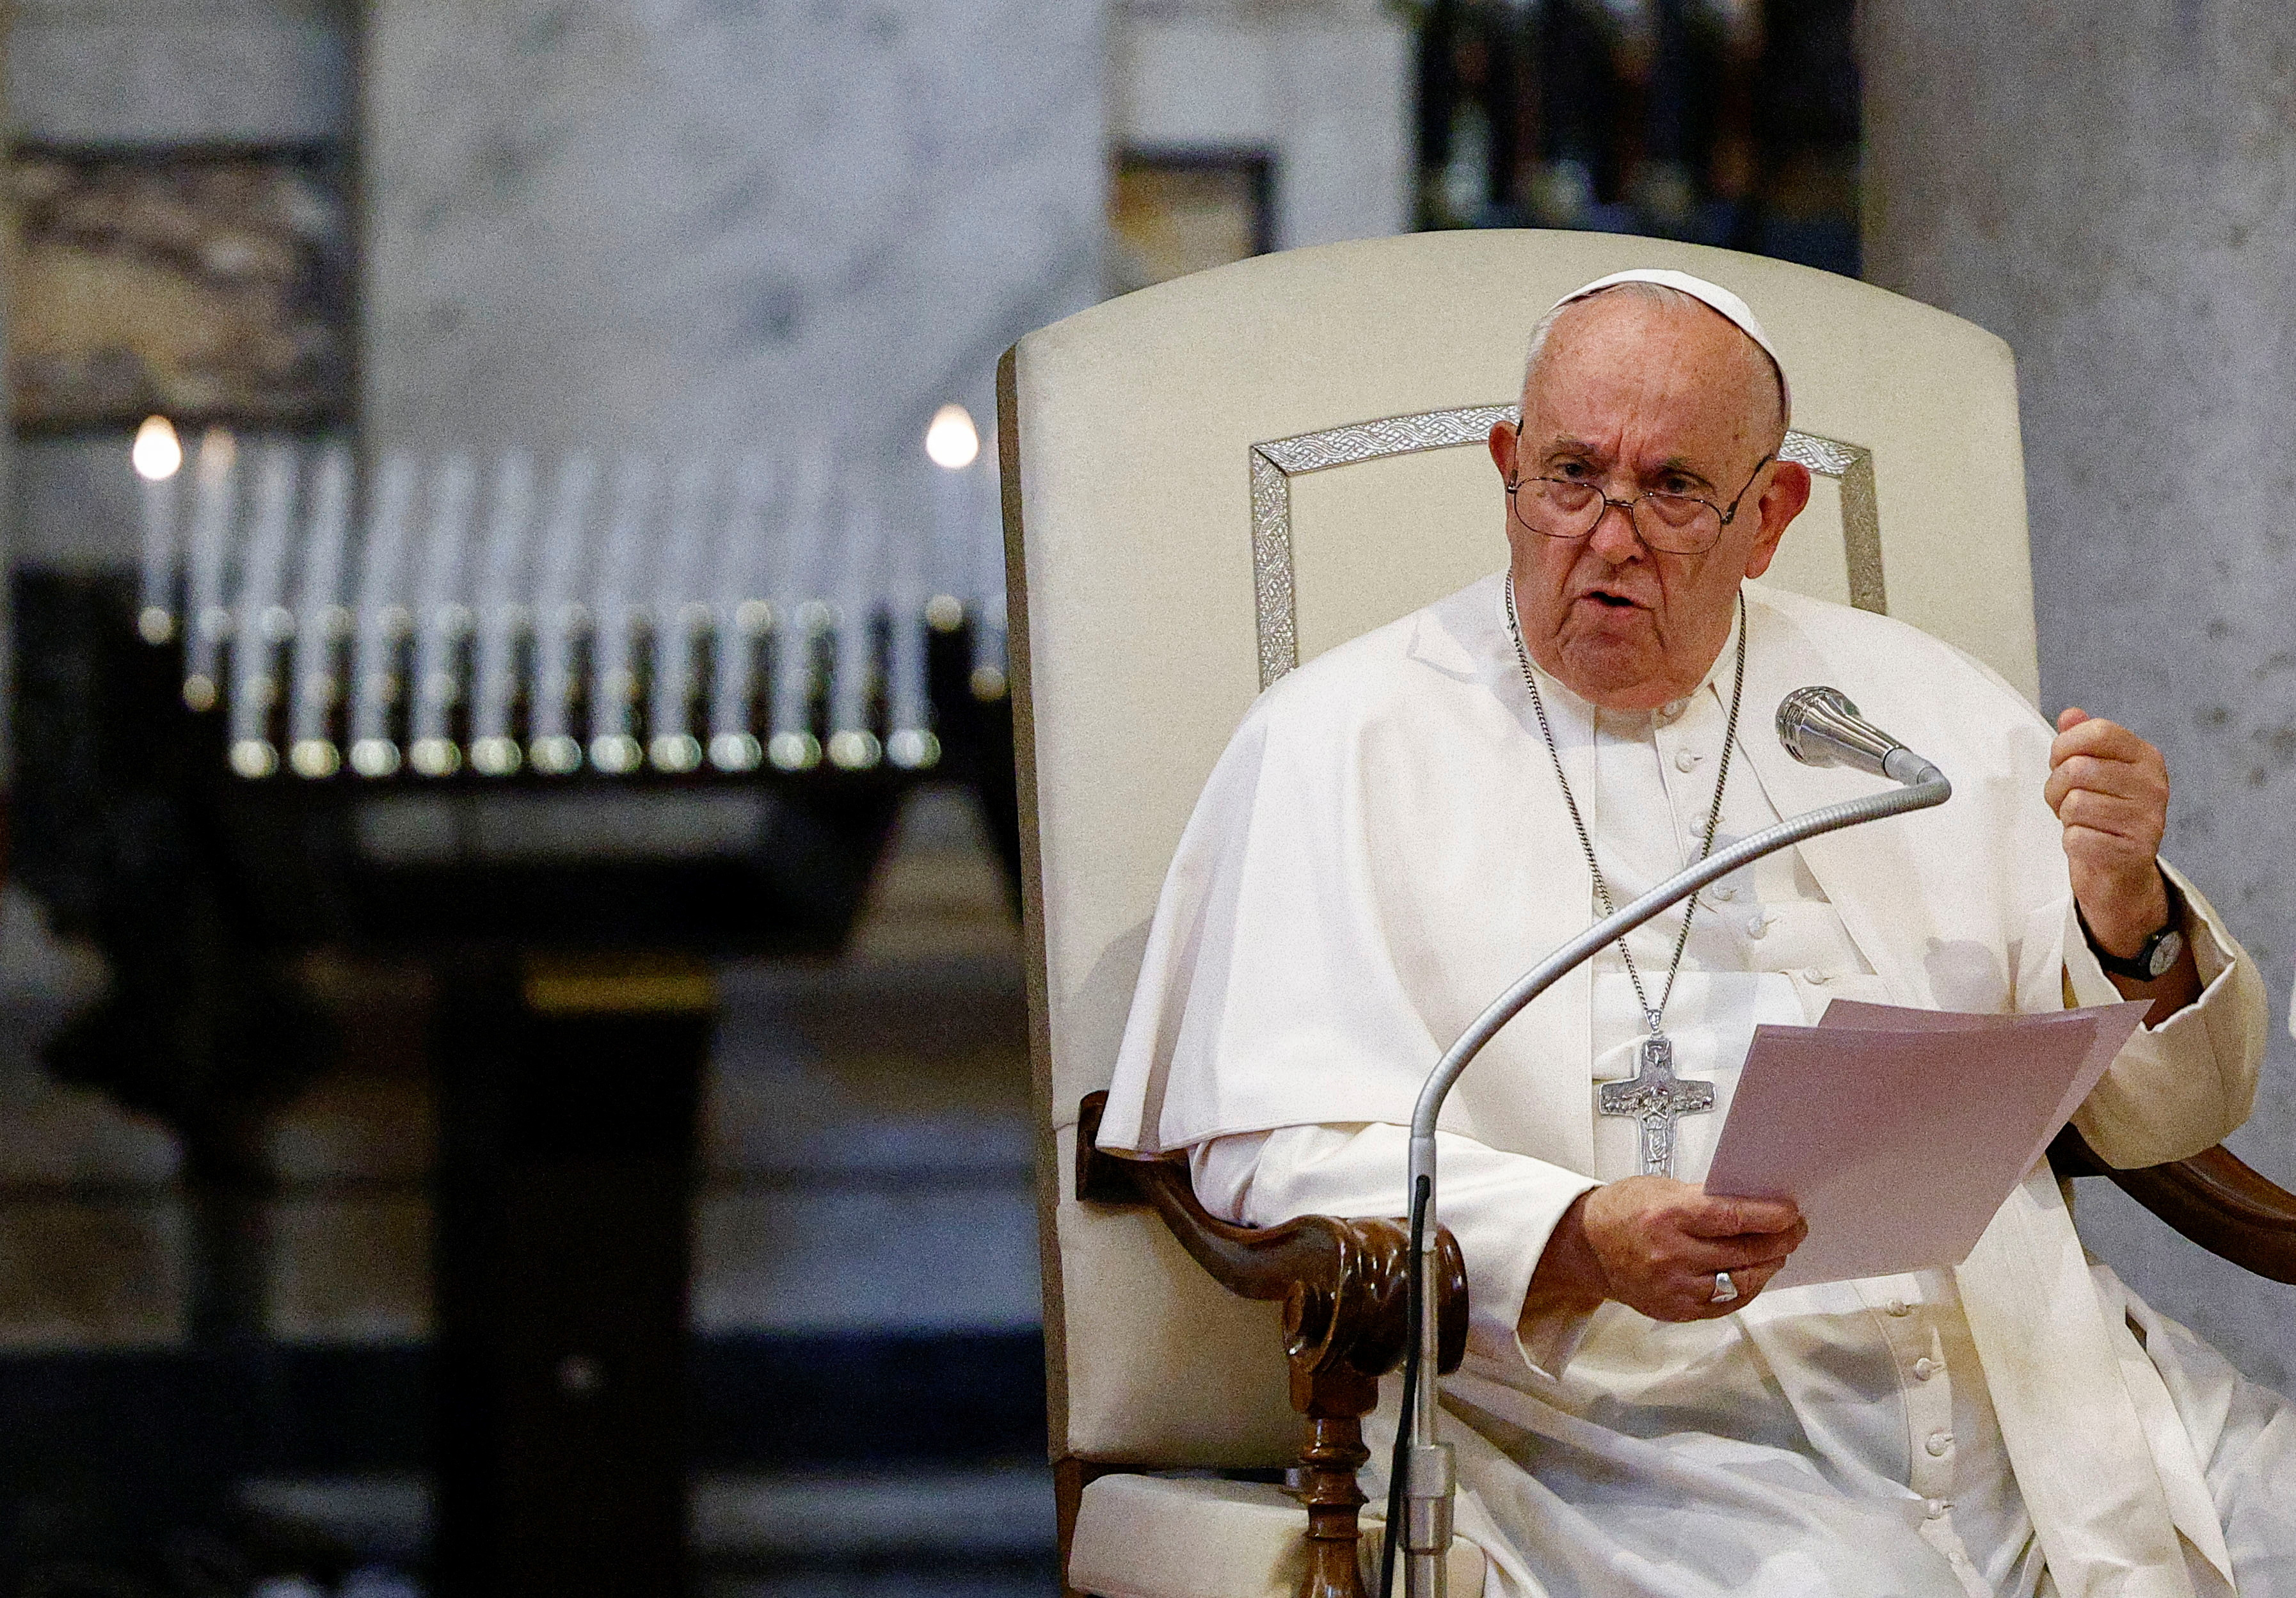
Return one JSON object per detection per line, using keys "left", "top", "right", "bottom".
{"left": 0, "top": 2, "right": 2287, "bottom": 1597}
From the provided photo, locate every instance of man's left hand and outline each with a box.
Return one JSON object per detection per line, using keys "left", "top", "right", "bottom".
{"left": 2045, "top": 708, "right": 2171, "bottom": 957}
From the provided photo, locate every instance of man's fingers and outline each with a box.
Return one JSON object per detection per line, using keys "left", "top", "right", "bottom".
{"left": 2044, "top": 751, "right": 2167, "bottom": 808}
{"left": 1682, "top": 1192, "right": 1803, "bottom": 1238}
{"left": 2052, "top": 788, "right": 2164, "bottom": 846}
{"left": 1675, "top": 1232, "right": 1803, "bottom": 1275}
{"left": 2050, "top": 712, "right": 2146, "bottom": 763}
{"left": 1579, "top": 1179, "right": 1810, "bottom": 1322}
{"left": 2062, "top": 822, "right": 2164, "bottom": 874}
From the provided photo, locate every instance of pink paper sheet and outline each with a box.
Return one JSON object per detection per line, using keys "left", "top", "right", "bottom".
{"left": 1703, "top": 998, "right": 2149, "bottom": 1289}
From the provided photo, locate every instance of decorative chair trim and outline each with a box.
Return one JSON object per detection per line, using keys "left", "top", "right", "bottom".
{"left": 1248, "top": 407, "right": 1883, "bottom": 689}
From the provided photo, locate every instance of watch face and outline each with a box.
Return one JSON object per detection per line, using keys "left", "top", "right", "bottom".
{"left": 2146, "top": 928, "right": 2185, "bottom": 979}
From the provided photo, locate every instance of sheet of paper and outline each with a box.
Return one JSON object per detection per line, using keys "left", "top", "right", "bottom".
{"left": 1813, "top": 998, "right": 2152, "bottom": 1183}
{"left": 1703, "top": 999, "right": 2149, "bottom": 1290}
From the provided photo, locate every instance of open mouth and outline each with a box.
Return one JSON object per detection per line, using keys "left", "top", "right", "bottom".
{"left": 1583, "top": 591, "right": 1640, "bottom": 610}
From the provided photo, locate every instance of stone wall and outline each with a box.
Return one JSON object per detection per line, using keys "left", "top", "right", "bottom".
{"left": 1864, "top": 0, "right": 2296, "bottom": 1388}
{"left": 362, "top": 0, "right": 1106, "bottom": 463}
{"left": 8, "top": 0, "right": 351, "bottom": 147}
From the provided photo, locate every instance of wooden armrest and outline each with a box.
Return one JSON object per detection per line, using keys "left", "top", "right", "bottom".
{"left": 1072, "top": 1090, "right": 1471, "bottom": 1598}
{"left": 2050, "top": 1126, "right": 2296, "bottom": 1284}
{"left": 1076, "top": 1091, "right": 1469, "bottom": 1384}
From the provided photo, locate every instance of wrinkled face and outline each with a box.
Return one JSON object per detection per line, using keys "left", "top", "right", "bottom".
{"left": 1488, "top": 291, "right": 1810, "bottom": 712}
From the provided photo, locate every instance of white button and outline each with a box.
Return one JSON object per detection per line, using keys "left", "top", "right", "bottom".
{"left": 1658, "top": 699, "right": 1687, "bottom": 723}
{"left": 1886, "top": 1298, "right": 1911, "bottom": 1317}
{"left": 1925, "top": 1430, "right": 1954, "bottom": 1457}
{"left": 1913, "top": 1356, "right": 1939, "bottom": 1380}
{"left": 1675, "top": 747, "right": 1699, "bottom": 771}
{"left": 1802, "top": 968, "right": 1827, "bottom": 984}
{"left": 1925, "top": 1498, "right": 1952, "bottom": 1521}
{"left": 1712, "top": 883, "right": 1739, "bottom": 902}
{"left": 1745, "top": 913, "right": 1769, "bottom": 939}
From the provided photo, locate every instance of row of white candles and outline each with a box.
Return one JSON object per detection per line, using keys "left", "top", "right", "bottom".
{"left": 129, "top": 409, "right": 1007, "bottom": 781}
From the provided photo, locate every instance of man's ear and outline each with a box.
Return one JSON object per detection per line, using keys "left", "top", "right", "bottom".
{"left": 1488, "top": 419, "right": 1517, "bottom": 478}
{"left": 1742, "top": 458, "right": 1812, "bottom": 580}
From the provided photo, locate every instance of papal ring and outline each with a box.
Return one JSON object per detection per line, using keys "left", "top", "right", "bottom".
{"left": 1710, "top": 1271, "right": 1741, "bottom": 1304}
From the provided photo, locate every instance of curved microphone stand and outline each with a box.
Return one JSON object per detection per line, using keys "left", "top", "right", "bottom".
{"left": 1387, "top": 695, "right": 1952, "bottom": 1598}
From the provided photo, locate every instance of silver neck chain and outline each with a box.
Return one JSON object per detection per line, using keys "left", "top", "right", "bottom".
{"left": 1503, "top": 580, "right": 1748, "bottom": 1037}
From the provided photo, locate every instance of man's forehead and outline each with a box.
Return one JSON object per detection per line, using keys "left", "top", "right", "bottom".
{"left": 1526, "top": 292, "right": 1786, "bottom": 436}
{"left": 1534, "top": 298, "right": 1774, "bottom": 399}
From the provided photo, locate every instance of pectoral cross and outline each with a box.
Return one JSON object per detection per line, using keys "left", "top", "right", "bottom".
{"left": 1597, "top": 1031, "right": 1714, "bottom": 1178}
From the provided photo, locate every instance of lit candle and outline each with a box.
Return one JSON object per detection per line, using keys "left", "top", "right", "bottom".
{"left": 469, "top": 450, "right": 536, "bottom": 777}
{"left": 587, "top": 456, "right": 654, "bottom": 775}
{"left": 890, "top": 410, "right": 970, "bottom": 771}
{"left": 825, "top": 479, "right": 882, "bottom": 771}
{"left": 927, "top": 403, "right": 978, "bottom": 634}
{"left": 708, "top": 451, "right": 775, "bottom": 772}
{"left": 131, "top": 416, "right": 183, "bottom": 644}
{"left": 970, "top": 442, "right": 1007, "bottom": 701}
{"left": 648, "top": 456, "right": 714, "bottom": 773}
{"left": 529, "top": 452, "right": 596, "bottom": 776}
{"left": 767, "top": 443, "right": 831, "bottom": 771}
{"left": 288, "top": 444, "right": 353, "bottom": 778}
{"left": 408, "top": 453, "right": 478, "bottom": 777}
{"left": 349, "top": 452, "right": 419, "bottom": 778}
{"left": 227, "top": 442, "right": 298, "bottom": 778}
{"left": 183, "top": 427, "right": 238, "bottom": 712}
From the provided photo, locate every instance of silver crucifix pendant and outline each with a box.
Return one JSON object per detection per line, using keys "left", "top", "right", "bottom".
{"left": 1597, "top": 1032, "right": 1716, "bottom": 1178}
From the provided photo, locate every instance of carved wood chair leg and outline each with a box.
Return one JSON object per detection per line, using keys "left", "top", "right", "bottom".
{"left": 1295, "top": 1370, "right": 1378, "bottom": 1598}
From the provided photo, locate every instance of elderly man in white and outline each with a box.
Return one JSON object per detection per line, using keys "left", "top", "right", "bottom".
{"left": 1096, "top": 269, "right": 2286, "bottom": 1597}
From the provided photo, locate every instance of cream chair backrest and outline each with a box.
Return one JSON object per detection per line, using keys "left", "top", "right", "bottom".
{"left": 1001, "top": 230, "right": 2036, "bottom": 1467}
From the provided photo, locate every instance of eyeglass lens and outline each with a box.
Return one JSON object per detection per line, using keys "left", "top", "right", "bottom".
{"left": 1513, "top": 479, "right": 1721, "bottom": 554}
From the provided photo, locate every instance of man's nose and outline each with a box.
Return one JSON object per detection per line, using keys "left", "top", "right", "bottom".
{"left": 1587, "top": 500, "right": 1645, "bottom": 564}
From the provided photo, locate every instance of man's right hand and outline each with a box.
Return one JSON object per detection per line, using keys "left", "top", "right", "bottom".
{"left": 1525, "top": 1178, "right": 1807, "bottom": 1323}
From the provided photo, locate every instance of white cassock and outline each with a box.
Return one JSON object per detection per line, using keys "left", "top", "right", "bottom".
{"left": 1096, "top": 574, "right": 2285, "bottom": 1598}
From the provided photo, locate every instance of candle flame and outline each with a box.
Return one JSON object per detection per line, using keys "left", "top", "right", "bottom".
{"left": 132, "top": 415, "right": 183, "bottom": 481}
{"left": 925, "top": 403, "right": 980, "bottom": 470}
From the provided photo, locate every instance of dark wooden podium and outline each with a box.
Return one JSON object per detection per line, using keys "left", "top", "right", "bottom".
{"left": 432, "top": 957, "right": 713, "bottom": 1598}
{"left": 10, "top": 571, "right": 1022, "bottom": 1597}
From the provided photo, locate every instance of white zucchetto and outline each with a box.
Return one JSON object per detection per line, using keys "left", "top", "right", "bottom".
{"left": 1551, "top": 267, "right": 1791, "bottom": 417}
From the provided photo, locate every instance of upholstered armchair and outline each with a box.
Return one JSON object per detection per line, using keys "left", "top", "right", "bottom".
{"left": 996, "top": 230, "right": 2296, "bottom": 1598}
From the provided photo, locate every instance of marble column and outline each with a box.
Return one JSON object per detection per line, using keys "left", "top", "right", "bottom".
{"left": 363, "top": 0, "right": 1106, "bottom": 461}
{"left": 1864, "top": 2, "right": 2296, "bottom": 1388}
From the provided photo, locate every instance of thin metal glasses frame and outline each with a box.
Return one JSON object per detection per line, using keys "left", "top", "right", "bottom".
{"left": 1502, "top": 449, "right": 1773, "bottom": 555}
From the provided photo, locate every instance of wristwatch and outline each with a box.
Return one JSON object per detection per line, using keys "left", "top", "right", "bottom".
{"left": 2078, "top": 877, "right": 2187, "bottom": 982}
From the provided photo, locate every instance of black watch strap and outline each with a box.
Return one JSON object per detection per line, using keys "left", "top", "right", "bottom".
{"left": 2078, "top": 876, "right": 2187, "bottom": 982}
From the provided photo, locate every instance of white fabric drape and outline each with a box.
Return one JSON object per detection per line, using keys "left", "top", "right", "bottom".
{"left": 1099, "top": 574, "right": 2275, "bottom": 1597}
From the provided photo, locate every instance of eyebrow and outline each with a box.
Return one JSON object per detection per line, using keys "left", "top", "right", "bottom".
{"left": 1533, "top": 440, "right": 1723, "bottom": 490}
{"left": 1652, "top": 455, "right": 1719, "bottom": 490}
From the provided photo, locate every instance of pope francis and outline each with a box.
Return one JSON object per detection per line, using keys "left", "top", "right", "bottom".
{"left": 1095, "top": 269, "right": 2288, "bottom": 1597}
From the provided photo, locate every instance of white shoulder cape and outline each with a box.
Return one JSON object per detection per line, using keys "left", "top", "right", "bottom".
{"left": 1099, "top": 573, "right": 2070, "bottom": 1161}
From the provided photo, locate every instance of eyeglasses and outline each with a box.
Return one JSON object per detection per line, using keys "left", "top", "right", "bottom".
{"left": 1504, "top": 454, "right": 1773, "bottom": 555}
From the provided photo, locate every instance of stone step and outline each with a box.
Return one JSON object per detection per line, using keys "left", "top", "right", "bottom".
{"left": 237, "top": 1462, "right": 1058, "bottom": 1564}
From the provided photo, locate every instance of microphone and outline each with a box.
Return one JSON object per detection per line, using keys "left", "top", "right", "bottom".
{"left": 1776, "top": 685, "right": 1945, "bottom": 788}
{"left": 1394, "top": 683, "right": 1955, "bottom": 1598}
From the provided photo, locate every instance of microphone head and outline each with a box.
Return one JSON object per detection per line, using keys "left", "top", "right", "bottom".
{"left": 1777, "top": 685, "right": 1950, "bottom": 792}
{"left": 1775, "top": 685, "right": 1864, "bottom": 768}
